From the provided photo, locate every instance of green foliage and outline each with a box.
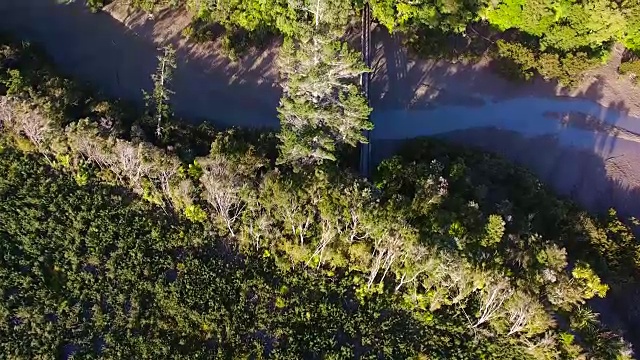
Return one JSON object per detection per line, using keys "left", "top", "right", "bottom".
{"left": 495, "top": 40, "right": 537, "bottom": 81}
{"left": 187, "top": 159, "right": 203, "bottom": 179}
{"left": 123, "top": 0, "right": 180, "bottom": 13}
{"left": 0, "top": 146, "right": 533, "bottom": 359}
{"left": 4, "top": 68, "right": 25, "bottom": 97}
{"left": 369, "top": 0, "right": 639, "bottom": 85}
{"left": 370, "top": 0, "right": 485, "bottom": 33}
{"left": 495, "top": 40, "right": 600, "bottom": 87}
{"left": 62, "top": 0, "right": 106, "bottom": 13}
{"left": 143, "top": 45, "right": 177, "bottom": 137}
{"left": 74, "top": 166, "right": 90, "bottom": 186}
{"left": 184, "top": 204, "right": 207, "bottom": 222}
{"left": 373, "top": 139, "right": 626, "bottom": 318}
{"left": 276, "top": 36, "right": 372, "bottom": 164}
{"left": 482, "top": 0, "right": 625, "bottom": 51}
{"left": 619, "top": 58, "right": 640, "bottom": 83}
{"left": 54, "top": 153, "right": 71, "bottom": 168}
{"left": 571, "top": 262, "right": 609, "bottom": 299}
{"left": 558, "top": 332, "right": 583, "bottom": 358}
{"left": 187, "top": 0, "right": 301, "bottom": 37}
{"left": 482, "top": 214, "right": 505, "bottom": 247}
{"left": 86, "top": 0, "right": 106, "bottom": 12}
{"left": 569, "top": 308, "right": 633, "bottom": 359}
{"left": 623, "top": 0, "right": 640, "bottom": 53}
{"left": 2, "top": 34, "right": 638, "bottom": 360}
{"left": 70, "top": 0, "right": 640, "bottom": 88}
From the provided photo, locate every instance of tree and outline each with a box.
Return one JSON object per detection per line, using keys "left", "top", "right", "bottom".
{"left": 504, "top": 291, "right": 553, "bottom": 336}
{"left": 371, "top": 0, "right": 483, "bottom": 33}
{"left": 482, "top": 0, "right": 626, "bottom": 51}
{"left": 545, "top": 262, "right": 608, "bottom": 311}
{"left": 474, "top": 275, "right": 513, "bottom": 327}
{"left": 197, "top": 136, "right": 264, "bottom": 235}
{"left": 0, "top": 98, "right": 55, "bottom": 154}
{"left": 571, "top": 262, "right": 609, "bottom": 299}
{"left": 276, "top": 36, "right": 372, "bottom": 164}
{"left": 299, "top": 0, "right": 354, "bottom": 31}
{"left": 144, "top": 45, "right": 177, "bottom": 137}
{"left": 482, "top": 215, "right": 505, "bottom": 247}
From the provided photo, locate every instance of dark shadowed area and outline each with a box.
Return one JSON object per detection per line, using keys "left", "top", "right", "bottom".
{"left": 370, "top": 25, "right": 640, "bottom": 220}
{"left": 2, "top": 0, "right": 640, "bottom": 226}
{"left": 0, "top": 0, "right": 282, "bottom": 128}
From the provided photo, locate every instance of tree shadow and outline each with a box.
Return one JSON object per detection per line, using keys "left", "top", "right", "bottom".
{"left": 369, "top": 37, "right": 640, "bottom": 349}
{"left": 0, "top": 0, "right": 282, "bottom": 129}
{"left": 370, "top": 27, "right": 640, "bottom": 114}
{"left": 370, "top": 25, "right": 640, "bottom": 219}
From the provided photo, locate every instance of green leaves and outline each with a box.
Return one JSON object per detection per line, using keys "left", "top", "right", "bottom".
{"left": 2, "top": 31, "right": 638, "bottom": 360}
{"left": 0, "top": 147, "right": 532, "bottom": 358}
{"left": 143, "top": 45, "right": 177, "bottom": 137}
{"left": 495, "top": 39, "right": 601, "bottom": 87}
{"left": 481, "top": 214, "right": 505, "bottom": 247}
{"left": 276, "top": 35, "right": 372, "bottom": 164}
{"left": 372, "top": 0, "right": 483, "bottom": 33}
{"left": 4, "top": 69, "right": 26, "bottom": 98}
{"left": 483, "top": 0, "right": 626, "bottom": 51}
{"left": 571, "top": 262, "right": 609, "bottom": 299}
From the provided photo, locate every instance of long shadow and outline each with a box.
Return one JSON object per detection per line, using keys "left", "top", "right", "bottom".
{"left": 369, "top": 27, "right": 626, "bottom": 111}
{"left": 0, "top": 0, "right": 281, "bottom": 129}
{"left": 370, "top": 30, "right": 640, "bottom": 350}
{"left": 370, "top": 27, "right": 640, "bottom": 220}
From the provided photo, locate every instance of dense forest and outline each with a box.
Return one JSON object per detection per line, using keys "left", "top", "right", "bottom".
{"left": 1, "top": 145, "right": 531, "bottom": 359}
{"left": 2, "top": 29, "right": 640, "bottom": 358}
{"left": 74, "top": 0, "right": 640, "bottom": 86}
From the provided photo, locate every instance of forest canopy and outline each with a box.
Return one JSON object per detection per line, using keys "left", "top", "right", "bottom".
{"left": 1, "top": 34, "right": 639, "bottom": 358}
{"left": 1, "top": 145, "right": 530, "bottom": 359}
{"left": 73, "top": 0, "right": 640, "bottom": 86}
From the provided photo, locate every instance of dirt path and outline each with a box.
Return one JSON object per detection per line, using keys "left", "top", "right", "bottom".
{"left": 2, "top": 0, "right": 640, "bottom": 217}
{"left": 0, "top": 0, "right": 281, "bottom": 128}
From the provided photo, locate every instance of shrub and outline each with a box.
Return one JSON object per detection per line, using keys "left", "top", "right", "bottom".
{"left": 495, "top": 40, "right": 537, "bottom": 81}
{"left": 494, "top": 40, "right": 600, "bottom": 88}
{"left": 619, "top": 59, "right": 640, "bottom": 83}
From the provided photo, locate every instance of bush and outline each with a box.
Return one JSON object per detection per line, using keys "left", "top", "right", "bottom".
{"left": 181, "top": 19, "right": 221, "bottom": 44}
{"left": 495, "top": 40, "right": 537, "bottom": 81}
{"left": 85, "top": 0, "right": 105, "bottom": 12}
{"left": 619, "top": 58, "right": 640, "bottom": 83}
{"left": 494, "top": 40, "right": 600, "bottom": 88}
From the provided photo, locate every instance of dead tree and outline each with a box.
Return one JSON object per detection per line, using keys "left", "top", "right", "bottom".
{"left": 199, "top": 154, "right": 245, "bottom": 236}
{"left": 367, "top": 231, "right": 404, "bottom": 288}
{"left": 474, "top": 277, "right": 513, "bottom": 328}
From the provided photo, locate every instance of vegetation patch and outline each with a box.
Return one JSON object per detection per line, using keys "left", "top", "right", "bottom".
{"left": 2, "top": 32, "right": 640, "bottom": 358}
{"left": 619, "top": 56, "right": 640, "bottom": 84}
{"left": 72, "top": 0, "right": 640, "bottom": 85}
